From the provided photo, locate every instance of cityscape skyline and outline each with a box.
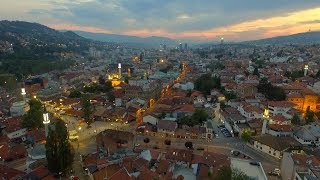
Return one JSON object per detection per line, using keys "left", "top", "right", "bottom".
{"left": 1, "top": 0, "right": 320, "bottom": 41}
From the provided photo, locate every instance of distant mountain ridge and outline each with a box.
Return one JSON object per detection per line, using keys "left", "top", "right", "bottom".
{"left": 245, "top": 31, "right": 320, "bottom": 45}
{"left": 74, "top": 31, "right": 178, "bottom": 48}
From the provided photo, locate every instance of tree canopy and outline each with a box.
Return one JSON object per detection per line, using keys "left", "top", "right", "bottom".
{"left": 305, "top": 107, "right": 315, "bottom": 124}
{"left": 178, "top": 109, "right": 209, "bottom": 127}
{"left": 22, "top": 99, "right": 44, "bottom": 129}
{"left": 257, "top": 78, "right": 286, "bottom": 101}
{"left": 285, "top": 70, "right": 304, "bottom": 81}
{"left": 81, "top": 95, "right": 93, "bottom": 125}
{"left": 291, "top": 114, "right": 301, "bottom": 125}
{"left": 46, "top": 119, "right": 73, "bottom": 174}
{"left": 241, "top": 130, "right": 252, "bottom": 142}
{"left": 214, "top": 166, "right": 250, "bottom": 180}
{"left": 194, "top": 74, "right": 221, "bottom": 95}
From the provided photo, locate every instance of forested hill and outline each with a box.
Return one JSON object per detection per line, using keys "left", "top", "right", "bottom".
{"left": 0, "top": 20, "right": 116, "bottom": 79}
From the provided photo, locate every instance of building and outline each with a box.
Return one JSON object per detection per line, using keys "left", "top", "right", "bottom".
{"left": 253, "top": 135, "right": 302, "bottom": 159}
{"left": 293, "top": 123, "right": 320, "bottom": 147}
{"left": 10, "top": 101, "right": 30, "bottom": 117}
{"left": 281, "top": 152, "right": 320, "bottom": 180}
{"left": 157, "top": 120, "right": 177, "bottom": 136}
{"left": 96, "top": 129, "right": 134, "bottom": 154}
{"left": 267, "top": 101, "right": 295, "bottom": 118}
{"left": 142, "top": 115, "right": 159, "bottom": 126}
{"left": 284, "top": 84, "right": 319, "bottom": 112}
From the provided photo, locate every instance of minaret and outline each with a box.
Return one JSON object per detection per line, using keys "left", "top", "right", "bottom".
{"left": 262, "top": 108, "right": 269, "bottom": 135}
{"left": 304, "top": 65, "right": 309, "bottom": 76}
{"left": 21, "top": 88, "right": 26, "bottom": 102}
{"left": 43, "top": 108, "right": 50, "bottom": 137}
{"left": 118, "top": 63, "right": 122, "bottom": 79}
{"left": 220, "top": 37, "right": 224, "bottom": 45}
{"left": 128, "top": 68, "right": 131, "bottom": 77}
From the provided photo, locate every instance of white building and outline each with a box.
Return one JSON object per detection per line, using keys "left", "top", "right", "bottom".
{"left": 293, "top": 123, "right": 320, "bottom": 147}
{"left": 253, "top": 135, "right": 301, "bottom": 159}
{"left": 10, "top": 101, "right": 30, "bottom": 117}
{"left": 143, "top": 115, "right": 159, "bottom": 125}
{"left": 5, "top": 127, "right": 27, "bottom": 140}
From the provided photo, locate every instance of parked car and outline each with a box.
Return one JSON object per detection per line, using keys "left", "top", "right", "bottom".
{"left": 197, "top": 147, "right": 205, "bottom": 151}
{"left": 231, "top": 150, "right": 240, "bottom": 156}
{"left": 249, "top": 161, "right": 260, "bottom": 166}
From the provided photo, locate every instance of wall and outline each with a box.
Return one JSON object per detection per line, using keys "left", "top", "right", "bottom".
{"left": 253, "top": 141, "right": 282, "bottom": 159}
{"left": 281, "top": 152, "right": 295, "bottom": 180}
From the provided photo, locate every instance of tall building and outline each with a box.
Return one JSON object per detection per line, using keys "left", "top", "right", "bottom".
{"left": 179, "top": 43, "right": 183, "bottom": 51}
{"left": 184, "top": 43, "right": 188, "bottom": 51}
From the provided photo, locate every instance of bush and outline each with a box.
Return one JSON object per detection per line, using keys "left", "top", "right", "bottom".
{"left": 185, "top": 141, "right": 193, "bottom": 149}
{"left": 144, "top": 138, "right": 150, "bottom": 143}
{"left": 164, "top": 140, "right": 171, "bottom": 146}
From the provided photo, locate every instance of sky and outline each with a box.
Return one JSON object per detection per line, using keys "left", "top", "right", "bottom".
{"left": 1, "top": 0, "right": 320, "bottom": 41}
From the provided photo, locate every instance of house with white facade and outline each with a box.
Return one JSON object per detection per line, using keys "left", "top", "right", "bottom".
{"left": 267, "top": 101, "right": 295, "bottom": 118}
{"left": 293, "top": 123, "right": 320, "bottom": 147}
{"left": 238, "top": 102, "right": 263, "bottom": 120}
{"left": 142, "top": 115, "right": 159, "bottom": 126}
{"left": 253, "top": 135, "right": 301, "bottom": 159}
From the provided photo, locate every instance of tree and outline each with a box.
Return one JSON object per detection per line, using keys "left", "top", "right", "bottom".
{"left": 257, "top": 78, "right": 286, "bottom": 101}
{"left": 46, "top": 119, "right": 73, "bottom": 175}
{"left": 252, "top": 67, "right": 260, "bottom": 77}
{"left": 164, "top": 139, "right": 171, "bottom": 146}
{"left": 215, "top": 166, "right": 250, "bottom": 180}
{"left": 215, "top": 166, "right": 231, "bottom": 180}
{"left": 81, "top": 95, "right": 93, "bottom": 125}
{"left": 305, "top": 107, "right": 315, "bottom": 124}
{"left": 98, "top": 75, "right": 105, "bottom": 85}
{"left": 22, "top": 99, "right": 44, "bottom": 129}
{"left": 185, "top": 141, "right": 193, "bottom": 149}
{"left": 143, "top": 138, "right": 150, "bottom": 144}
{"left": 194, "top": 74, "right": 221, "bottom": 95}
{"left": 241, "top": 130, "right": 252, "bottom": 142}
{"left": 178, "top": 109, "right": 208, "bottom": 127}
{"left": 291, "top": 114, "right": 301, "bottom": 125}
{"left": 69, "top": 90, "right": 81, "bottom": 98}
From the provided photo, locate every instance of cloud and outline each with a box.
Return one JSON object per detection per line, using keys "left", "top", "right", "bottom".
{"left": 1, "top": 0, "right": 320, "bottom": 40}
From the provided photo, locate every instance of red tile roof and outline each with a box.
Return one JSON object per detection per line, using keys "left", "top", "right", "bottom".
{"left": 268, "top": 124, "right": 292, "bottom": 132}
{"left": 271, "top": 115, "right": 288, "bottom": 123}
{"left": 0, "top": 164, "right": 26, "bottom": 180}
{"left": 268, "top": 101, "right": 295, "bottom": 108}
{"left": 157, "top": 120, "right": 177, "bottom": 132}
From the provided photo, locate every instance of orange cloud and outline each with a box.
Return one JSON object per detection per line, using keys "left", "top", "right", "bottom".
{"left": 47, "top": 7, "right": 320, "bottom": 41}
{"left": 46, "top": 23, "right": 112, "bottom": 34}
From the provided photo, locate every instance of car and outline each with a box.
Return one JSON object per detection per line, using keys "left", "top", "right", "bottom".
{"left": 217, "top": 124, "right": 225, "bottom": 128}
{"left": 153, "top": 146, "right": 159, "bottom": 149}
{"left": 231, "top": 150, "right": 240, "bottom": 156}
{"left": 197, "top": 147, "right": 205, "bottom": 151}
{"left": 249, "top": 161, "right": 260, "bottom": 166}
{"left": 134, "top": 143, "right": 140, "bottom": 147}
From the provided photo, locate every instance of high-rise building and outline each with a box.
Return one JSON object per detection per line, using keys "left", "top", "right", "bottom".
{"left": 179, "top": 43, "right": 183, "bottom": 51}
{"left": 184, "top": 43, "right": 188, "bottom": 51}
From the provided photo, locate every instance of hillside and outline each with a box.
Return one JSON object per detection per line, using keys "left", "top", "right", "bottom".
{"left": 75, "top": 31, "right": 178, "bottom": 48}
{"left": 245, "top": 31, "right": 320, "bottom": 45}
{"left": 0, "top": 20, "right": 116, "bottom": 79}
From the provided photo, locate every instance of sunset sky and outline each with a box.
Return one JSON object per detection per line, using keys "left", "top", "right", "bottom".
{"left": 1, "top": 0, "right": 320, "bottom": 41}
